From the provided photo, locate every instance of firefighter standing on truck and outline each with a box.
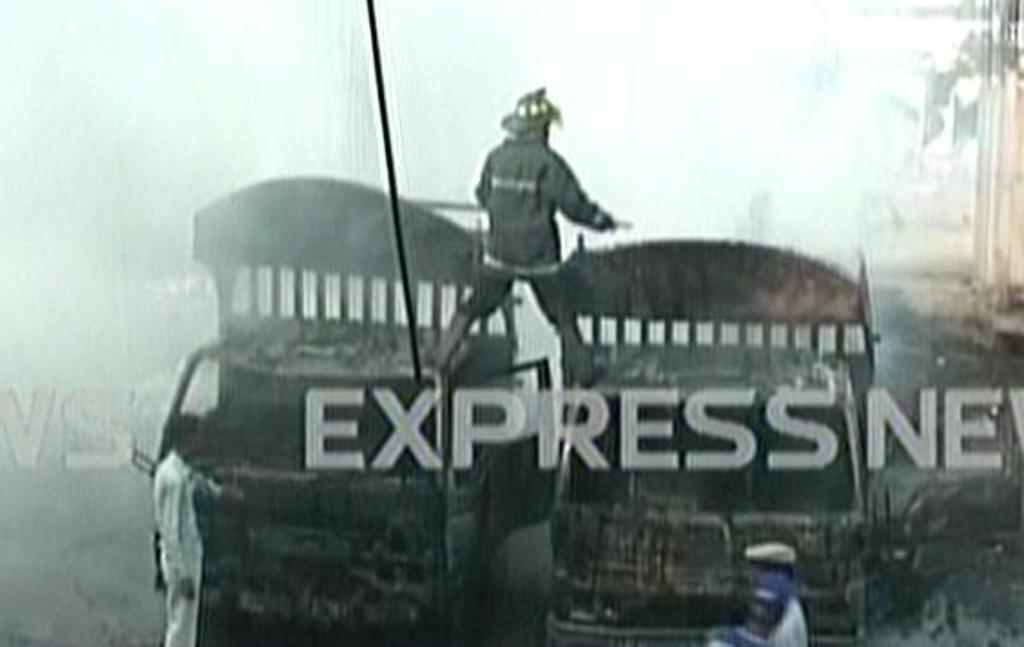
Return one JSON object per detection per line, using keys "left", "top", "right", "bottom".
{"left": 435, "top": 87, "right": 619, "bottom": 383}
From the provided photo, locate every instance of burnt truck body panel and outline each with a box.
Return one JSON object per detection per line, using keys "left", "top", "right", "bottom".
{"left": 172, "top": 350, "right": 455, "bottom": 637}
{"left": 563, "top": 241, "right": 874, "bottom": 395}
{"left": 157, "top": 178, "right": 543, "bottom": 643}
{"left": 192, "top": 177, "right": 514, "bottom": 349}
{"left": 547, "top": 242, "right": 873, "bottom": 647}
{"left": 194, "top": 177, "right": 478, "bottom": 284}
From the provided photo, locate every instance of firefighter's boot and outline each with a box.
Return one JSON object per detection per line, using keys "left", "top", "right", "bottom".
{"left": 434, "top": 312, "right": 473, "bottom": 372}
{"left": 559, "top": 322, "right": 594, "bottom": 386}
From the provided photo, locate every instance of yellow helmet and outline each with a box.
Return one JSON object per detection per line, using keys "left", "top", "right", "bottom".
{"left": 501, "top": 87, "right": 562, "bottom": 135}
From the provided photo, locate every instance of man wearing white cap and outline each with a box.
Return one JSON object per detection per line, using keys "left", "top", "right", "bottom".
{"left": 744, "top": 542, "right": 808, "bottom": 647}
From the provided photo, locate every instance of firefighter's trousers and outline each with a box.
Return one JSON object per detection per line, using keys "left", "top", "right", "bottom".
{"left": 449, "top": 262, "right": 592, "bottom": 385}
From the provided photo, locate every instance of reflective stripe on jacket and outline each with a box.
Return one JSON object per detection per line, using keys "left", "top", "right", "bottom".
{"left": 476, "top": 133, "right": 605, "bottom": 266}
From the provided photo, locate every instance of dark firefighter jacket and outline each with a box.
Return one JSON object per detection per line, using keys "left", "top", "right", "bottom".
{"left": 475, "top": 133, "right": 611, "bottom": 267}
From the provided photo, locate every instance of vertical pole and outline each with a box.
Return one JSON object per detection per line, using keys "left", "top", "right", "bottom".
{"left": 364, "top": 0, "right": 422, "bottom": 380}
{"left": 975, "top": 0, "right": 992, "bottom": 284}
{"left": 1008, "top": 1, "right": 1024, "bottom": 290}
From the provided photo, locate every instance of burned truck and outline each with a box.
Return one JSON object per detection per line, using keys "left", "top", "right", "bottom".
{"left": 151, "top": 178, "right": 548, "bottom": 645}
{"left": 546, "top": 241, "right": 875, "bottom": 646}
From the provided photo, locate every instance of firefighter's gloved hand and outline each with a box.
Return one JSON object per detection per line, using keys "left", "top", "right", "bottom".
{"left": 593, "top": 210, "right": 617, "bottom": 232}
{"left": 178, "top": 577, "right": 197, "bottom": 601}
{"left": 152, "top": 530, "right": 164, "bottom": 592}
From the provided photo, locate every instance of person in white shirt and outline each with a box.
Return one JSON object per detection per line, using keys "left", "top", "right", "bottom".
{"left": 153, "top": 419, "right": 224, "bottom": 647}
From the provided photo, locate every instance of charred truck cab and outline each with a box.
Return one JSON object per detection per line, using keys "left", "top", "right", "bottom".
{"left": 154, "top": 178, "right": 544, "bottom": 645}
{"left": 546, "top": 242, "right": 875, "bottom": 647}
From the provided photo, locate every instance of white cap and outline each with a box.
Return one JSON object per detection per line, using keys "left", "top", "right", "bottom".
{"left": 744, "top": 542, "right": 797, "bottom": 566}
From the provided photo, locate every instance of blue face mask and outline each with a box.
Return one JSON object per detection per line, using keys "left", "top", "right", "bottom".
{"left": 751, "top": 568, "right": 798, "bottom": 628}
{"left": 758, "top": 568, "right": 796, "bottom": 601}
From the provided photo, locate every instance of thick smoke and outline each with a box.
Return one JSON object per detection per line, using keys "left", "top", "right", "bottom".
{"left": 0, "top": 1, "right": 958, "bottom": 643}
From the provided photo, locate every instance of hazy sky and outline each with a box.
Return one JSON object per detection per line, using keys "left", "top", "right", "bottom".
{"left": 0, "top": 0, "right": 937, "bottom": 388}
{"left": 1, "top": 0, "right": 924, "bottom": 248}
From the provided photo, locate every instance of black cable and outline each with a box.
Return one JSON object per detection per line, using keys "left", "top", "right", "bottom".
{"left": 364, "top": 0, "right": 422, "bottom": 381}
